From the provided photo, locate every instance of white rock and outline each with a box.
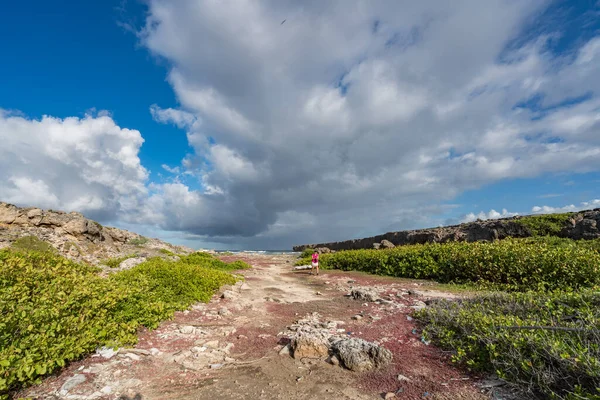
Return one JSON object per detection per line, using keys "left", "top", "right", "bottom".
{"left": 60, "top": 374, "right": 87, "bottom": 394}
{"left": 100, "top": 386, "right": 113, "bottom": 394}
{"left": 96, "top": 347, "right": 117, "bottom": 359}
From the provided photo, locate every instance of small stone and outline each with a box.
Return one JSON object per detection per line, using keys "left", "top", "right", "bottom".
{"left": 316, "top": 291, "right": 323, "bottom": 296}
{"left": 218, "top": 307, "right": 232, "bottom": 316}
{"left": 352, "top": 315, "right": 363, "bottom": 320}
{"left": 123, "top": 353, "right": 141, "bottom": 361}
{"left": 179, "top": 325, "right": 195, "bottom": 334}
{"left": 279, "top": 344, "right": 291, "bottom": 356}
{"left": 60, "top": 374, "right": 87, "bottom": 394}
{"left": 385, "top": 393, "right": 396, "bottom": 399}
{"left": 397, "top": 374, "right": 411, "bottom": 382}
{"left": 101, "top": 386, "right": 113, "bottom": 394}
{"left": 210, "top": 363, "right": 223, "bottom": 369}
{"left": 328, "top": 355, "right": 340, "bottom": 366}
{"left": 150, "top": 348, "right": 161, "bottom": 356}
{"left": 221, "top": 290, "right": 238, "bottom": 299}
{"left": 96, "top": 346, "right": 117, "bottom": 359}
{"left": 204, "top": 340, "right": 220, "bottom": 348}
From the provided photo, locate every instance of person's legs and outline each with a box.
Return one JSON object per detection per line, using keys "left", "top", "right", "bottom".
{"left": 316, "top": 263, "right": 319, "bottom": 275}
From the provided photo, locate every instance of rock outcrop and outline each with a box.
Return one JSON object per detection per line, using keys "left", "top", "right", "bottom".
{"left": 293, "top": 209, "right": 600, "bottom": 252}
{"left": 0, "top": 202, "right": 194, "bottom": 265}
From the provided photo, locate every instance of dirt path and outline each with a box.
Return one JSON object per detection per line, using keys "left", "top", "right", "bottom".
{"left": 20, "top": 254, "right": 489, "bottom": 400}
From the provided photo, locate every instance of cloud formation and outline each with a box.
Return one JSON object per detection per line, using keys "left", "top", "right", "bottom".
{"left": 532, "top": 199, "right": 600, "bottom": 214}
{"left": 460, "top": 209, "right": 520, "bottom": 224}
{"left": 0, "top": 110, "right": 148, "bottom": 222}
{"left": 134, "top": 0, "right": 600, "bottom": 247}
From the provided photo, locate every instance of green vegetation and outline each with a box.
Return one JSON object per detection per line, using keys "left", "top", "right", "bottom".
{"left": 0, "top": 249, "right": 249, "bottom": 398}
{"left": 101, "top": 254, "right": 138, "bottom": 268}
{"left": 158, "top": 248, "right": 176, "bottom": 256}
{"left": 515, "top": 213, "right": 573, "bottom": 236}
{"left": 128, "top": 237, "right": 148, "bottom": 246}
{"left": 296, "top": 238, "right": 600, "bottom": 292}
{"left": 299, "top": 248, "right": 315, "bottom": 258}
{"left": 302, "top": 236, "right": 600, "bottom": 398}
{"left": 11, "top": 236, "right": 55, "bottom": 254}
{"left": 416, "top": 291, "right": 600, "bottom": 399}
{"left": 179, "top": 251, "right": 251, "bottom": 271}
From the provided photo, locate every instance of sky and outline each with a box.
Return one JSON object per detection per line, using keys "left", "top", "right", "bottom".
{"left": 0, "top": 0, "right": 599, "bottom": 250}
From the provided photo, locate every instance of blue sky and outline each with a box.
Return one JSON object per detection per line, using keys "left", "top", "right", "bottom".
{"left": 1, "top": 0, "right": 599, "bottom": 249}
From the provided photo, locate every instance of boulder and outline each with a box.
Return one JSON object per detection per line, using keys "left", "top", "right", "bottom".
{"left": 329, "top": 338, "right": 392, "bottom": 372}
{"left": 63, "top": 219, "right": 88, "bottom": 235}
{"left": 372, "top": 242, "right": 381, "bottom": 250}
{"left": 380, "top": 239, "right": 395, "bottom": 249}
{"left": 118, "top": 257, "right": 146, "bottom": 270}
{"left": 351, "top": 288, "right": 379, "bottom": 302}
{"left": 291, "top": 332, "right": 330, "bottom": 359}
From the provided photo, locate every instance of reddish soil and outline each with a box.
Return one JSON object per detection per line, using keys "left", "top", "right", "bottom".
{"left": 18, "top": 254, "right": 487, "bottom": 400}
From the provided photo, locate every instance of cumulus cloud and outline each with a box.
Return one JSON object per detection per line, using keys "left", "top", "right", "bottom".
{"left": 460, "top": 209, "right": 519, "bottom": 224}
{"left": 0, "top": 110, "right": 148, "bottom": 221}
{"left": 129, "top": 0, "right": 600, "bottom": 247}
{"left": 532, "top": 199, "right": 600, "bottom": 214}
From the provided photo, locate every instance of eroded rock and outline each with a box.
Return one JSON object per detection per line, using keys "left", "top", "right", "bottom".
{"left": 329, "top": 338, "right": 392, "bottom": 372}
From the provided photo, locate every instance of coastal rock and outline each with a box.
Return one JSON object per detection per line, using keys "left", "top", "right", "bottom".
{"left": 351, "top": 288, "right": 379, "bottom": 302}
{"left": 380, "top": 240, "right": 395, "bottom": 249}
{"left": 293, "top": 209, "right": 600, "bottom": 251}
{"left": 329, "top": 338, "right": 392, "bottom": 372}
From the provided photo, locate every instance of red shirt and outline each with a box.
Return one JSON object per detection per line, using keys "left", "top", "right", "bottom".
{"left": 312, "top": 253, "right": 319, "bottom": 263}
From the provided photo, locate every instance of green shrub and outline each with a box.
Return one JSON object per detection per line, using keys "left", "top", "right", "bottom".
{"left": 298, "top": 238, "right": 600, "bottom": 291}
{"left": 158, "top": 248, "right": 176, "bottom": 257}
{"left": 516, "top": 213, "right": 573, "bottom": 236}
{"left": 101, "top": 254, "right": 138, "bottom": 268}
{"left": 128, "top": 237, "right": 148, "bottom": 246}
{"left": 299, "top": 248, "right": 315, "bottom": 258}
{"left": 0, "top": 249, "right": 240, "bottom": 398}
{"left": 179, "top": 252, "right": 251, "bottom": 271}
{"left": 416, "top": 290, "right": 600, "bottom": 399}
{"left": 11, "top": 236, "right": 55, "bottom": 253}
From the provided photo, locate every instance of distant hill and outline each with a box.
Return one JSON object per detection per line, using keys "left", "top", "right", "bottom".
{"left": 293, "top": 209, "right": 600, "bottom": 251}
{"left": 0, "top": 202, "right": 195, "bottom": 267}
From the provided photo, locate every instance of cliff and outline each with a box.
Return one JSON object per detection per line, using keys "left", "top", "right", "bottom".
{"left": 293, "top": 209, "right": 600, "bottom": 252}
{"left": 0, "top": 202, "right": 195, "bottom": 265}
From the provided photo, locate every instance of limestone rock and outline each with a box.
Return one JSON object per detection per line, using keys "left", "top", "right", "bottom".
{"left": 380, "top": 239, "right": 395, "bottom": 249}
{"left": 118, "top": 257, "right": 147, "bottom": 270}
{"left": 329, "top": 338, "right": 392, "bottom": 372}
{"left": 60, "top": 374, "right": 87, "bottom": 394}
{"left": 351, "top": 288, "right": 379, "bottom": 302}
{"left": 291, "top": 333, "right": 329, "bottom": 359}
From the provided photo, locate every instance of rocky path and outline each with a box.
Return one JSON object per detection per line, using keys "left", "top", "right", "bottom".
{"left": 20, "top": 254, "right": 491, "bottom": 400}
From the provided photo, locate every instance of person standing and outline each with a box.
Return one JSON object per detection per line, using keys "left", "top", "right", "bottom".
{"left": 311, "top": 250, "right": 319, "bottom": 276}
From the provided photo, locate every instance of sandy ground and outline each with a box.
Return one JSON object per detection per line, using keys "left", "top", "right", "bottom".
{"left": 18, "top": 254, "right": 495, "bottom": 400}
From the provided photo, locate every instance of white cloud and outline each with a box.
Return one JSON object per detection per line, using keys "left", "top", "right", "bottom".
{"left": 150, "top": 104, "right": 197, "bottom": 128}
{"left": 129, "top": 0, "right": 600, "bottom": 247}
{"left": 0, "top": 110, "right": 148, "bottom": 221}
{"left": 532, "top": 199, "right": 600, "bottom": 214}
{"left": 460, "top": 209, "right": 519, "bottom": 224}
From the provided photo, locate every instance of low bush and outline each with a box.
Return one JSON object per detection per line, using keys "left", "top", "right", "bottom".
{"left": 101, "top": 254, "right": 138, "bottom": 268}
{"left": 0, "top": 249, "right": 243, "bottom": 398}
{"left": 158, "top": 248, "right": 176, "bottom": 256}
{"left": 179, "top": 252, "right": 251, "bottom": 271}
{"left": 296, "top": 238, "right": 600, "bottom": 291}
{"left": 11, "top": 236, "right": 55, "bottom": 253}
{"left": 415, "top": 291, "right": 600, "bottom": 399}
{"left": 128, "top": 237, "right": 148, "bottom": 246}
{"left": 299, "top": 248, "right": 315, "bottom": 259}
